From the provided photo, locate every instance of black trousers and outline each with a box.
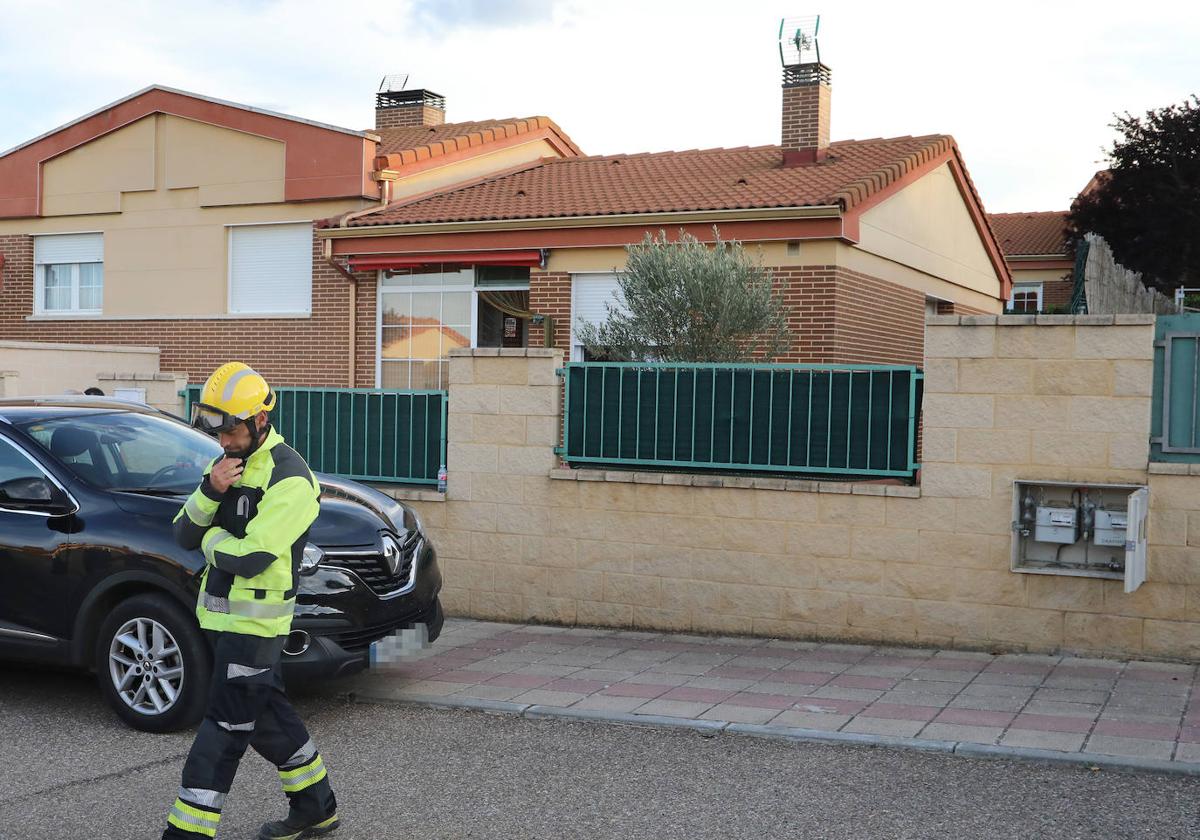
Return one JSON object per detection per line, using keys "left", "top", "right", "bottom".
{"left": 163, "top": 631, "right": 336, "bottom": 839}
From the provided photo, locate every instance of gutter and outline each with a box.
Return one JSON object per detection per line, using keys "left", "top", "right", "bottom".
{"left": 317, "top": 205, "right": 845, "bottom": 239}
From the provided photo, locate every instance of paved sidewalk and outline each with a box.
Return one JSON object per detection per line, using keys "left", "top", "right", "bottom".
{"left": 344, "top": 618, "right": 1200, "bottom": 775}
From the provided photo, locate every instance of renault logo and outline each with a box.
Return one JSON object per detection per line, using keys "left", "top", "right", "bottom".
{"left": 381, "top": 535, "right": 402, "bottom": 576}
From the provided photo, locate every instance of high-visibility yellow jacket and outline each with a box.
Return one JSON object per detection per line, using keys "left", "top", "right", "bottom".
{"left": 173, "top": 428, "right": 320, "bottom": 637}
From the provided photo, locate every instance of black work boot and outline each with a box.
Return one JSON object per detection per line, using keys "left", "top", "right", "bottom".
{"left": 256, "top": 812, "right": 339, "bottom": 839}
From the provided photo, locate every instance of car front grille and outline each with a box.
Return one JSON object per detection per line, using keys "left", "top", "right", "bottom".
{"left": 323, "top": 533, "right": 419, "bottom": 597}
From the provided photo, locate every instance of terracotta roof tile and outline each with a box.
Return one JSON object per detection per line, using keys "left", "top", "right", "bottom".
{"left": 348, "top": 134, "right": 957, "bottom": 227}
{"left": 373, "top": 116, "right": 581, "bottom": 163}
{"left": 988, "top": 211, "right": 1070, "bottom": 257}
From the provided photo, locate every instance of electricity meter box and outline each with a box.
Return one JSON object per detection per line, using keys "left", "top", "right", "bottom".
{"left": 1011, "top": 480, "right": 1149, "bottom": 593}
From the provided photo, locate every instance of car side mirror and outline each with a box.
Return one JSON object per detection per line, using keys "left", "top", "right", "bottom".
{"left": 0, "top": 476, "right": 73, "bottom": 513}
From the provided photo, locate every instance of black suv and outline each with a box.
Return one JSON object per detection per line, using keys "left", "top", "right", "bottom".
{"left": 0, "top": 397, "right": 442, "bottom": 732}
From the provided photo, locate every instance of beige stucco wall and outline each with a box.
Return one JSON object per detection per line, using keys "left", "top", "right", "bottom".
{"left": 0, "top": 340, "right": 160, "bottom": 395}
{"left": 41, "top": 115, "right": 289, "bottom": 217}
{"left": 0, "top": 111, "right": 368, "bottom": 318}
{"left": 1010, "top": 267, "right": 1072, "bottom": 286}
{"left": 389, "top": 139, "right": 563, "bottom": 201}
{"left": 389, "top": 319, "right": 1200, "bottom": 660}
{"left": 42, "top": 114, "right": 157, "bottom": 216}
{"left": 857, "top": 162, "right": 1004, "bottom": 304}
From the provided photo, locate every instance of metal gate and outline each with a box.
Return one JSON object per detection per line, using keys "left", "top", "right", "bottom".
{"left": 1151, "top": 314, "right": 1200, "bottom": 460}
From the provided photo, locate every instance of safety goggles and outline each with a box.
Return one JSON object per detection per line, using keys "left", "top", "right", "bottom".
{"left": 190, "top": 402, "right": 246, "bottom": 435}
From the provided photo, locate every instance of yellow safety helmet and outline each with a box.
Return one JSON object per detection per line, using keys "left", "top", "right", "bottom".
{"left": 191, "top": 362, "right": 277, "bottom": 435}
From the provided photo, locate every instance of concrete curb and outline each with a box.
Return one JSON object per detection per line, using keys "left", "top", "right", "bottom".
{"left": 526, "top": 705, "right": 728, "bottom": 735}
{"left": 348, "top": 690, "right": 1200, "bottom": 777}
{"left": 727, "top": 723, "right": 958, "bottom": 754}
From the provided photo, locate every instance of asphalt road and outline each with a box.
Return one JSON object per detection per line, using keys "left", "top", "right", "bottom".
{"left": 1, "top": 664, "right": 1198, "bottom": 840}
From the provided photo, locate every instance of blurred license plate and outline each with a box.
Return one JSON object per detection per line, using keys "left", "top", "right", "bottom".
{"left": 368, "top": 623, "right": 430, "bottom": 666}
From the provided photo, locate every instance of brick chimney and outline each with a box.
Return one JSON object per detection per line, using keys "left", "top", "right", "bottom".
{"left": 375, "top": 88, "right": 446, "bottom": 131}
{"left": 781, "top": 63, "right": 831, "bottom": 166}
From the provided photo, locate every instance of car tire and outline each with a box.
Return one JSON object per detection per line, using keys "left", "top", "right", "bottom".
{"left": 95, "top": 593, "right": 211, "bottom": 733}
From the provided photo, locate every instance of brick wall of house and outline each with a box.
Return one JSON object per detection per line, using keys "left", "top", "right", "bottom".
{"left": 0, "top": 228, "right": 371, "bottom": 387}
{"left": 774, "top": 265, "right": 926, "bottom": 367}
{"left": 528, "top": 265, "right": 929, "bottom": 367}
{"left": 529, "top": 270, "right": 572, "bottom": 353}
{"left": 937, "top": 301, "right": 992, "bottom": 317}
{"left": 0, "top": 233, "right": 33, "bottom": 297}
{"left": 355, "top": 272, "right": 379, "bottom": 386}
{"left": 1043, "top": 278, "right": 1074, "bottom": 309}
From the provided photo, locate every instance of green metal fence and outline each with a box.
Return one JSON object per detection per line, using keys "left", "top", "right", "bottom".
{"left": 183, "top": 386, "right": 447, "bottom": 485}
{"left": 557, "top": 362, "right": 923, "bottom": 478}
{"left": 1152, "top": 313, "right": 1200, "bottom": 462}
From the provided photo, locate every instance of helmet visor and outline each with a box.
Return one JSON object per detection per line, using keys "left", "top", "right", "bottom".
{"left": 191, "top": 402, "right": 241, "bottom": 435}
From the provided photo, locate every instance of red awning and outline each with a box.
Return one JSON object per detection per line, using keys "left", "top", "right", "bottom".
{"left": 347, "top": 249, "right": 543, "bottom": 271}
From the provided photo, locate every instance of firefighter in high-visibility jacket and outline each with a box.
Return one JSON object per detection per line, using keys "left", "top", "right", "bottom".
{"left": 162, "top": 362, "right": 339, "bottom": 840}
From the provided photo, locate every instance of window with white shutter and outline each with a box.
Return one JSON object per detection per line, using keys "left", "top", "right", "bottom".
{"left": 228, "top": 223, "right": 312, "bottom": 315}
{"left": 570, "top": 273, "right": 627, "bottom": 361}
{"left": 33, "top": 233, "right": 103, "bottom": 315}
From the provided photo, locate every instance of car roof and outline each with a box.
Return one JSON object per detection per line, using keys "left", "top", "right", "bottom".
{"left": 0, "top": 396, "right": 164, "bottom": 425}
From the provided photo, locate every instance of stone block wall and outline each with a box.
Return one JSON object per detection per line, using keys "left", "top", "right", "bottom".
{"left": 390, "top": 319, "right": 1200, "bottom": 660}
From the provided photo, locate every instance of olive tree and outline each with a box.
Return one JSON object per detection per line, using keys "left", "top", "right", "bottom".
{"left": 576, "top": 229, "right": 791, "bottom": 362}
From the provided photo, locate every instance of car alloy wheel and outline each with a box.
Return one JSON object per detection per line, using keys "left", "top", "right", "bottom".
{"left": 107, "top": 617, "right": 185, "bottom": 716}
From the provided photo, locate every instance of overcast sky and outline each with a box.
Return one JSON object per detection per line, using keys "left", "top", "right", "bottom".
{"left": 1, "top": 0, "right": 1195, "bottom": 212}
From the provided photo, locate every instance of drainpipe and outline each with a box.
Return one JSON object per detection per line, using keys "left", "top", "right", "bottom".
{"left": 322, "top": 238, "right": 358, "bottom": 387}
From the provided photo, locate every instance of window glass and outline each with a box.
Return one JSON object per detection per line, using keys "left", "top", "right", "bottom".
{"left": 19, "top": 412, "right": 221, "bottom": 491}
{"left": 43, "top": 265, "right": 73, "bottom": 311}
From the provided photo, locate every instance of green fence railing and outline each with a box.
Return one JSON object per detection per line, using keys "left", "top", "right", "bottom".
{"left": 557, "top": 362, "right": 923, "bottom": 479}
{"left": 183, "top": 386, "right": 447, "bottom": 485}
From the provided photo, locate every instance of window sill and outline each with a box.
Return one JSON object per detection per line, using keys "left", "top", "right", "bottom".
{"left": 25, "top": 313, "right": 312, "bottom": 321}
{"left": 548, "top": 467, "right": 920, "bottom": 497}
{"left": 29, "top": 311, "right": 101, "bottom": 318}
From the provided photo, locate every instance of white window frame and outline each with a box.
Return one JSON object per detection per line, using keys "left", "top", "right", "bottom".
{"left": 374, "top": 269, "right": 533, "bottom": 388}
{"left": 1007, "top": 282, "right": 1043, "bottom": 313}
{"left": 33, "top": 232, "right": 104, "bottom": 316}
{"left": 226, "top": 221, "right": 314, "bottom": 316}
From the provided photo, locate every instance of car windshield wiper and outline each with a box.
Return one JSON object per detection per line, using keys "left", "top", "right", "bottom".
{"left": 109, "top": 487, "right": 188, "bottom": 496}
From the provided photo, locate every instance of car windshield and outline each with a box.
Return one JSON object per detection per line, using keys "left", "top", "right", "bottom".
{"left": 16, "top": 411, "right": 222, "bottom": 493}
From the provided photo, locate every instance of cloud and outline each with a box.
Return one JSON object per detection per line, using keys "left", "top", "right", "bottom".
{"left": 0, "top": 0, "right": 1196, "bottom": 211}
{"left": 408, "top": 0, "right": 559, "bottom": 33}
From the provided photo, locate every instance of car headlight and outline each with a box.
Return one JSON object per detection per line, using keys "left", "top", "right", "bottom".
{"left": 407, "top": 507, "right": 424, "bottom": 536}
{"left": 300, "top": 542, "right": 325, "bottom": 575}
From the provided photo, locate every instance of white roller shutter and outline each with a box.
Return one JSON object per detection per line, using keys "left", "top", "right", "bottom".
{"left": 572, "top": 273, "right": 626, "bottom": 328}
{"left": 34, "top": 233, "right": 103, "bottom": 264}
{"left": 570, "top": 273, "right": 630, "bottom": 362}
{"left": 229, "top": 223, "right": 312, "bottom": 314}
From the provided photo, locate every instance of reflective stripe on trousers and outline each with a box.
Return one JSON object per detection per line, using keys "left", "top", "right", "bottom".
{"left": 279, "top": 754, "right": 327, "bottom": 793}
{"left": 167, "top": 798, "right": 221, "bottom": 838}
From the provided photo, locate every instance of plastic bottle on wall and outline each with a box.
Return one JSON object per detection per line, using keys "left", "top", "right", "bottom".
{"left": 437, "top": 464, "right": 447, "bottom": 494}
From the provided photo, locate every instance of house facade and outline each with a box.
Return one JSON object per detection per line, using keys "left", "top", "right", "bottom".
{"left": 988, "top": 211, "right": 1073, "bottom": 313}
{"left": 320, "top": 62, "right": 1012, "bottom": 385}
{"left": 0, "top": 84, "right": 579, "bottom": 387}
